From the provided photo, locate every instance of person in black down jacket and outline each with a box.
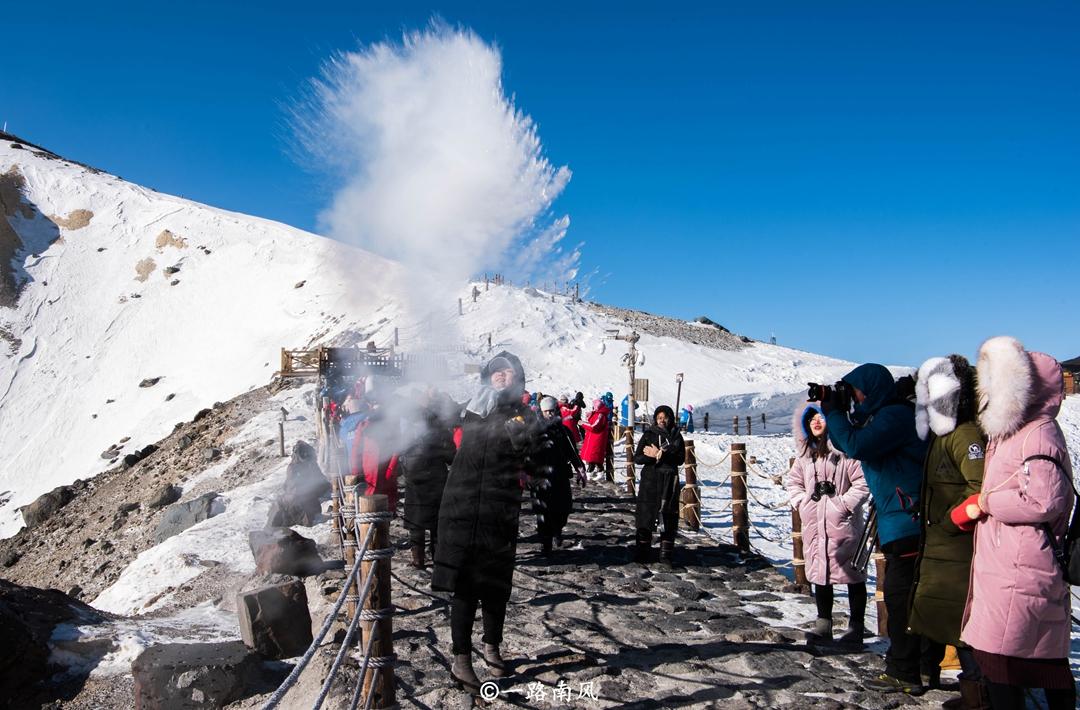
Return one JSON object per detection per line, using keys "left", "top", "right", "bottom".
{"left": 400, "top": 388, "right": 458, "bottom": 569}
{"left": 633, "top": 405, "right": 686, "bottom": 567}
{"left": 534, "top": 395, "right": 585, "bottom": 554}
{"left": 432, "top": 351, "right": 544, "bottom": 693}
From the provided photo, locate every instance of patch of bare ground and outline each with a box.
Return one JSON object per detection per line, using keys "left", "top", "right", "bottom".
{"left": 134, "top": 257, "right": 156, "bottom": 282}
{"left": 155, "top": 229, "right": 188, "bottom": 250}
{"left": 0, "top": 325, "right": 21, "bottom": 355}
{"left": 0, "top": 166, "right": 32, "bottom": 307}
{"left": 0, "top": 381, "right": 297, "bottom": 604}
{"left": 50, "top": 209, "right": 94, "bottom": 230}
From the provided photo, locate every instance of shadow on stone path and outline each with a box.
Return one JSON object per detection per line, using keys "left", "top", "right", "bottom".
{"left": 385, "top": 483, "right": 954, "bottom": 709}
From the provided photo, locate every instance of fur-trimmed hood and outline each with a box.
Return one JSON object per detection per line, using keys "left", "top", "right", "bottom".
{"left": 791, "top": 403, "right": 834, "bottom": 453}
{"left": 915, "top": 355, "right": 975, "bottom": 439}
{"left": 976, "top": 336, "right": 1064, "bottom": 440}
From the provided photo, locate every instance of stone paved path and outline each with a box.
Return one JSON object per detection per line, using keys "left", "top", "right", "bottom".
{"left": 290, "top": 481, "right": 958, "bottom": 709}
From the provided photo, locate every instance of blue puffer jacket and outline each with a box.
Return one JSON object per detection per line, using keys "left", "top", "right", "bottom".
{"left": 826, "top": 363, "right": 927, "bottom": 546}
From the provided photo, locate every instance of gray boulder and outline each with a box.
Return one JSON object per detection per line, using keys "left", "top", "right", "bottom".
{"left": 131, "top": 641, "right": 285, "bottom": 709}
{"left": 248, "top": 528, "right": 324, "bottom": 577}
{"left": 147, "top": 484, "right": 181, "bottom": 510}
{"left": 21, "top": 485, "right": 75, "bottom": 528}
{"left": 237, "top": 580, "right": 313, "bottom": 659}
{"left": 155, "top": 493, "right": 222, "bottom": 544}
{"left": 282, "top": 441, "right": 330, "bottom": 501}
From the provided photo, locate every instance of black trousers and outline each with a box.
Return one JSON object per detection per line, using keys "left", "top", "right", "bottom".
{"left": 882, "top": 536, "right": 934, "bottom": 682}
{"left": 814, "top": 582, "right": 867, "bottom": 624}
{"left": 450, "top": 593, "right": 508, "bottom": 655}
{"left": 986, "top": 682, "right": 1076, "bottom": 710}
{"left": 408, "top": 527, "right": 436, "bottom": 549}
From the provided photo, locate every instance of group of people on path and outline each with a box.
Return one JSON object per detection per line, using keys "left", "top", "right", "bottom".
{"left": 787, "top": 337, "right": 1076, "bottom": 709}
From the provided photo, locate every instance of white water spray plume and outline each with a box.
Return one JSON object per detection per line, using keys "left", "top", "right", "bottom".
{"left": 297, "top": 25, "right": 578, "bottom": 294}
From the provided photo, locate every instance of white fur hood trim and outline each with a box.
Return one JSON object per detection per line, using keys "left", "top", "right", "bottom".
{"left": 916, "top": 357, "right": 962, "bottom": 439}
{"left": 976, "top": 336, "right": 1033, "bottom": 440}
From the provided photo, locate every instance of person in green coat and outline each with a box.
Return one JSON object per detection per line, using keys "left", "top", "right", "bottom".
{"left": 908, "top": 354, "right": 987, "bottom": 708}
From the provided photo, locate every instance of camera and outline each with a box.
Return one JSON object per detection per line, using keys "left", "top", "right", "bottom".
{"left": 807, "top": 381, "right": 852, "bottom": 408}
{"left": 810, "top": 480, "right": 837, "bottom": 501}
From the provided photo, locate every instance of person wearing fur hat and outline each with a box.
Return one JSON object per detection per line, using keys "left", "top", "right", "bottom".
{"left": 632, "top": 405, "right": 686, "bottom": 567}
{"left": 958, "top": 338, "right": 1075, "bottom": 710}
{"left": 823, "top": 363, "right": 931, "bottom": 694}
{"left": 907, "top": 355, "right": 988, "bottom": 708}
{"left": 433, "top": 351, "right": 545, "bottom": 693}
{"left": 787, "top": 404, "right": 869, "bottom": 646}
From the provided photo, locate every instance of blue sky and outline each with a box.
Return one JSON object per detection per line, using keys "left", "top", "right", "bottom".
{"left": 2, "top": 2, "right": 1077, "bottom": 366}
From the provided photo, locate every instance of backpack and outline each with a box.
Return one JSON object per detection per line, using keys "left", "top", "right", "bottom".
{"left": 1030, "top": 454, "right": 1080, "bottom": 585}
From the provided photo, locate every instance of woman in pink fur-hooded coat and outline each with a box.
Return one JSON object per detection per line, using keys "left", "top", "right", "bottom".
{"left": 787, "top": 403, "right": 870, "bottom": 645}
{"left": 959, "top": 337, "right": 1076, "bottom": 709}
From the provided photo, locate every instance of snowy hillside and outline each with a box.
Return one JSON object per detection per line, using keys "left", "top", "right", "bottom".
{"left": 0, "top": 140, "right": 411, "bottom": 537}
{"left": 0, "top": 136, "right": 874, "bottom": 539}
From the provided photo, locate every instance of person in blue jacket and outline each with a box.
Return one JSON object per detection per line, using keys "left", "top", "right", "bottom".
{"left": 822, "top": 363, "right": 931, "bottom": 695}
{"left": 678, "top": 405, "right": 695, "bottom": 433}
{"left": 338, "top": 396, "right": 368, "bottom": 463}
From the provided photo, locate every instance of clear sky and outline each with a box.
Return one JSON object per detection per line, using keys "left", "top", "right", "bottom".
{"left": 3, "top": 1, "right": 1077, "bottom": 366}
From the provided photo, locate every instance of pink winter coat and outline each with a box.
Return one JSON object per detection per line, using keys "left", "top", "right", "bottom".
{"left": 786, "top": 405, "right": 869, "bottom": 585}
{"left": 580, "top": 403, "right": 610, "bottom": 465}
{"left": 960, "top": 345, "right": 1074, "bottom": 659}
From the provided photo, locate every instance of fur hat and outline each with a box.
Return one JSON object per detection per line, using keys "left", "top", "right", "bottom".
{"left": 915, "top": 355, "right": 972, "bottom": 439}
{"left": 976, "top": 336, "right": 1034, "bottom": 440}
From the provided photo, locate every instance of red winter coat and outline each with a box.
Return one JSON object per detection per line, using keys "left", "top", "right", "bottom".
{"left": 349, "top": 419, "right": 399, "bottom": 512}
{"left": 580, "top": 404, "right": 610, "bottom": 464}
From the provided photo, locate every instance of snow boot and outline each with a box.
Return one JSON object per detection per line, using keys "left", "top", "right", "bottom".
{"left": 410, "top": 544, "right": 425, "bottom": 569}
{"left": 866, "top": 673, "right": 926, "bottom": 696}
{"left": 451, "top": 653, "right": 481, "bottom": 693}
{"left": 483, "top": 643, "right": 507, "bottom": 678}
{"left": 632, "top": 531, "right": 652, "bottom": 564}
{"left": 836, "top": 621, "right": 864, "bottom": 648}
{"left": 805, "top": 618, "right": 833, "bottom": 644}
{"left": 657, "top": 540, "right": 675, "bottom": 569}
{"left": 924, "top": 667, "right": 942, "bottom": 691}
{"left": 541, "top": 537, "right": 553, "bottom": 556}
{"left": 943, "top": 678, "right": 989, "bottom": 709}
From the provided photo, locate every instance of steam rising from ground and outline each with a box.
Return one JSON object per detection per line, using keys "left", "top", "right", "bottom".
{"left": 298, "top": 24, "right": 578, "bottom": 303}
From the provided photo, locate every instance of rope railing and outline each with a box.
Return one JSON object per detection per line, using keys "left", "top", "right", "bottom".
{"left": 262, "top": 498, "right": 396, "bottom": 710}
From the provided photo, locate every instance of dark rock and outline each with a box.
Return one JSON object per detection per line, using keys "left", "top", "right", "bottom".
{"left": 22, "top": 485, "right": 75, "bottom": 528}
{"left": 212, "top": 401, "right": 224, "bottom": 409}
{"left": 120, "top": 436, "right": 130, "bottom": 443}
{"left": 203, "top": 447, "right": 220, "bottom": 461}
{"left": 248, "top": 528, "right": 324, "bottom": 577}
{"left": 132, "top": 641, "right": 282, "bottom": 708}
{"left": 138, "top": 444, "right": 159, "bottom": 459}
{"left": 170, "top": 279, "right": 180, "bottom": 286}
{"left": 66, "top": 585, "right": 82, "bottom": 599}
{"left": 139, "top": 377, "right": 163, "bottom": 388}
{"left": 163, "top": 266, "right": 180, "bottom": 275}
{"left": 265, "top": 495, "right": 320, "bottom": 528}
{"left": 100, "top": 447, "right": 118, "bottom": 459}
{"left": 122, "top": 453, "right": 141, "bottom": 469}
{"left": 119, "top": 501, "right": 140, "bottom": 515}
{"left": 165, "top": 393, "right": 176, "bottom": 401}
{"left": 1, "top": 549, "right": 21, "bottom": 567}
{"left": 148, "top": 484, "right": 181, "bottom": 510}
{"left": 155, "top": 493, "right": 222, "bottom": 544}
{"left": 237, "top": 581, "right": 313, "bottom": 659}
{"left": 192, "top": 408, "right": 212, "bottom": 422}
{"left": 0, "top": 579, "right": 104, "bottom": 706}
{"left": 177, "top": 434, "right": 193, "bottom": 450}
{"left": 294, "top": 280, "right": 305, "bottom": 289}
{"left": 282, "top": 441, "right": 329, "bottom": 502}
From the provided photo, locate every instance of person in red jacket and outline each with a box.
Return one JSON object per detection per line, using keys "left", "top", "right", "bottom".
{"left": 349, "top": 403, "right": 400, "bottom": 512}
{"left": 581, "top": 399, "right": 610, "bottom": 481}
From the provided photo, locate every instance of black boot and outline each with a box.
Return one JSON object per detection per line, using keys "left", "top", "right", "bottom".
{"left": 632, "top": 531, "right": 652, "bottom": 564}
{"left": 410, "top": 544, "right": 425, "bottom": 569}
{"left": 541, "top": 537, "right": 553, "bottom": 555}
{"left": 658, "top": 540, "right": 675, "bottom": 569}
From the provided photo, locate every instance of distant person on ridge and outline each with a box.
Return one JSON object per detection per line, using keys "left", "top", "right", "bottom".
{"left": 822, "top": 364, "right": 930, "bottom": 695}
{"left": 633, "top": 405, "right": 686, "bottom": 568}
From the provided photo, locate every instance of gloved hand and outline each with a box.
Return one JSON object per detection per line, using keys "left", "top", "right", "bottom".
{"left": 950, "top": 493, "right": 984, "bottom": 531}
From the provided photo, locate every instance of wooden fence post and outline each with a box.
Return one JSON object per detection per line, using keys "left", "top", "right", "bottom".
{"left": 358, "top": 495, "right": 395, "bottom": 708}
{"left": 873, "top": 541, "right": 888, "bottom": 636}
{"left": 731, "top": 443, "right": 750, "bottom": 554}
{"left": 680, "top": 440, "right": 701, "bottom": 530}
{"left": 733, "top": 416, "right": 739, "bottom": 435}
{"left": 788, "top": 456, "right": 811, "bottom": 593}
{"left": 605, "top": 422, "right": 616, "bottom": 482}
{"left": 625, "top": 429, "right": 637, "bottom": 497}
{"left": 278, "top": 421, "right": 286, "bottom": 457}
{"left": 342, "top": 476, "right": 360, "bottom": 617}
{"left": 762, "top": 413, "right": 766, "bottom": 431}
{"left": 746, "top": 416, "right": 752, "bottom": 436}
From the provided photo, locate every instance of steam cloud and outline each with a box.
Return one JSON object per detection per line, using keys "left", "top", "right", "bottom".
{"left": 298, "top": 24, "right": 578, "bottom": 292}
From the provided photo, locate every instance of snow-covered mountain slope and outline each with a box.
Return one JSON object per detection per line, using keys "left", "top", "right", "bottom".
{"left": 0, "top": 140, "right": 406, "bottom": 537}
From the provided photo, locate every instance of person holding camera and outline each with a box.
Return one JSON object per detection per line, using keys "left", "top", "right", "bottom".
{"left": 820, "top": 364, "right": 930, "bottom": 695}
{"left": 908, "top": 355, "right": 988, "bottom": 708}
{"left": 632, "top": 405, "right": 686, "bottom": 567}
{"left": 787, "top": 404, "right": 869, "bottom": 646}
